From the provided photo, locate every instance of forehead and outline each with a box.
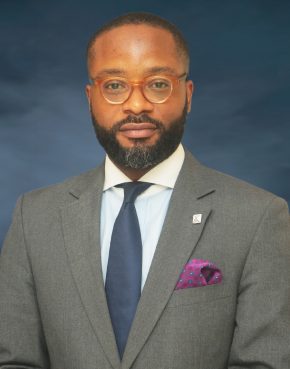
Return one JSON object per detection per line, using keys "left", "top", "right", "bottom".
{"left": 88, "top": 24, "right": 185, "bottom": 78}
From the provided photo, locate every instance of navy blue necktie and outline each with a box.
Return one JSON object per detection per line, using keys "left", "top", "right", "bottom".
{"left": 105, "top": 182, "right": 151, "bottom": 358}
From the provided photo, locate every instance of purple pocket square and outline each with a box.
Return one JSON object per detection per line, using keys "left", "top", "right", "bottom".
{"left": 175, "top": 259, "right": 222, "bottom": 290}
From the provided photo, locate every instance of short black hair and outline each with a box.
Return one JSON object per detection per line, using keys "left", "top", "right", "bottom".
{"left": 87, "top": 12, "right": 190, "bottom": 69}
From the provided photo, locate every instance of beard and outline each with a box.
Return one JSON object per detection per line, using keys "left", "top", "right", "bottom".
{"left": 91, "top": 102, "right": 188, "bottom": 170}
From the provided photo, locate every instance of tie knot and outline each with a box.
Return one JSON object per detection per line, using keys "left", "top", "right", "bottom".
{"left": 117, "top": 182, "right": 152, "bottom": 204}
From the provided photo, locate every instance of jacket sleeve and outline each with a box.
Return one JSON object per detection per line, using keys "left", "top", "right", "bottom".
{"left": 0, "top": 196, "right": 50, "bottom": 368}
{"left": 228, "top": 196, "right": 290, "bottom": 368}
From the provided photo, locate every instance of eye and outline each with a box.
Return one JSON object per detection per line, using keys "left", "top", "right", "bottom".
{"left": 147, "top": 78, "right": 171, "bottom": 90}
{"left": 103, "top": 80, "right": 128, "bottom": 92}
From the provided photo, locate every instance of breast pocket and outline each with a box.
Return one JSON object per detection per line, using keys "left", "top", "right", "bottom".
{"left": 166, "top": 283, "right": 232, "bottom": 308}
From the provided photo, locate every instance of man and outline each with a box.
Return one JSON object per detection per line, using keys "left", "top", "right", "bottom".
{"left": 0, "top": 12, "right": 290, "bottom": 369}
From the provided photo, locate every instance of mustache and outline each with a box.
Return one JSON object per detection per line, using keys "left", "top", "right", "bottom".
{"left": 111, "top": 114, "right": 164, "bottom": 132}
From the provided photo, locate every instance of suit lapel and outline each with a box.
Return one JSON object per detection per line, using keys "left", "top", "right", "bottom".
{"left": 122, "top": 152, "right": 215, "bottom": 369}
{"left": 60, "top": 167, "right": 121, "bottom": 369}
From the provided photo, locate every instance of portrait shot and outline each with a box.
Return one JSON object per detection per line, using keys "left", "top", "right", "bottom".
{"left": 0, "top": 1, "right": 290, "bottom": 368}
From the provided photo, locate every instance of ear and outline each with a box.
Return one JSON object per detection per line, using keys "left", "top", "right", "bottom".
{"left": 185, "top": 80, "right": 194, "bottom": 113}
{"left": 85, "top": 84, "right": 92, "bottom": 106}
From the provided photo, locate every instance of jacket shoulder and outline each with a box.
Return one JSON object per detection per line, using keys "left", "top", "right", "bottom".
{"left": 183, "top": 150, "right": 287, "bottom": 209}
{"left": 20, "top": 165, "right": 104, "bottom": 212}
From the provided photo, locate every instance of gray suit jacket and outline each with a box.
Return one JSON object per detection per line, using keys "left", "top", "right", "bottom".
{"left": 1, "top": 150, "right": 290, "bottom": 369}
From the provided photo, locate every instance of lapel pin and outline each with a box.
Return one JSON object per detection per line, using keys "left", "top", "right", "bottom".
{"left": 192, "top": 214, "right": 202, "bottom": 224}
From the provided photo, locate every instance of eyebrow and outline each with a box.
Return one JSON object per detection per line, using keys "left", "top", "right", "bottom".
{"left": 145, "top": 66, "right": 177, "bottom": 75}
{"left": 93, "top": 69, "right": 127, "bottom": 78}
{"left": 92, "top": 66, "right": 178, "bottom": 79}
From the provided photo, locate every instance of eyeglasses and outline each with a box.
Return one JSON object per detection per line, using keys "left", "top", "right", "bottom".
{"left": 90, "top": 73, "right": 187, "bottom": 104}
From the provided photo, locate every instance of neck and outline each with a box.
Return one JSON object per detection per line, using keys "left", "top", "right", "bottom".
{"left": 112, "top": 162, "right": 155, "bottom": 181}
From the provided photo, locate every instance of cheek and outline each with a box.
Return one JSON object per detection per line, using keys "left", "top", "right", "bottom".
{"left": 90, "top": 101, "right": 120, "bottom": 127}
{"left": 88, "top": 88, "right": 122, "bottom": 126}
{"left": 155, "top": 96, "right": 186, "bottom": 121}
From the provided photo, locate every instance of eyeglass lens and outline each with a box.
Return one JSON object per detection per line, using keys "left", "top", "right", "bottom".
{"left": 101, "top": 77, "right": 173, "bottom": 103}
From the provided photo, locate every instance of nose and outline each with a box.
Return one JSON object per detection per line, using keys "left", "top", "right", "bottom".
{"left": 122, "top": 85, "right": 154, "bottom": 115}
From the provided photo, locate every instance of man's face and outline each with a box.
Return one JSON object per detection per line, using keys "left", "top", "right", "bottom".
{"left": 86, "top": 24, "right": 194, "bottom": 169}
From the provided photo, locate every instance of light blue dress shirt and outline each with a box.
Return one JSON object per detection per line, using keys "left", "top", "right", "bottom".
{"left": 100, "top": 144, "right": 185, "bottom": 290}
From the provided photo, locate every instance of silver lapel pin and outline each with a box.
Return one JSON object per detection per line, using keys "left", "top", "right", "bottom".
{"left": 192, "top": 214, "right": 202, "bottom": 224}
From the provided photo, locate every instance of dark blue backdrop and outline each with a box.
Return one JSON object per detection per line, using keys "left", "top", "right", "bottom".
{"left": 1, "top": 0, "right": 290, "bottom": 246}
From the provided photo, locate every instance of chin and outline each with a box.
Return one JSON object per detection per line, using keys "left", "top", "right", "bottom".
{"left": 118, "top": 136, "right": 159, "bottom": 148}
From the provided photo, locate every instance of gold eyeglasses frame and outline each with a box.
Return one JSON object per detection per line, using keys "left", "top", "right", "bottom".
{"left": 89, "top": 72, "right": 188, "bottom": 104}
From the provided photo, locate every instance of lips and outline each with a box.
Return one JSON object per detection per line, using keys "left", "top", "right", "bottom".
{"left": 119, "top": 122, "right": 157, "bottom": 139}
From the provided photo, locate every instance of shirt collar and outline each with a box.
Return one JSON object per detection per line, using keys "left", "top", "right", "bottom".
{"left": 103, "top": 143, "right": 185, "bottom": 191}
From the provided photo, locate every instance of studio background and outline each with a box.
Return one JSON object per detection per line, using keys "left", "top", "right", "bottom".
{"left": 1, "top": 0, "right": 290, "bottom": 246}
